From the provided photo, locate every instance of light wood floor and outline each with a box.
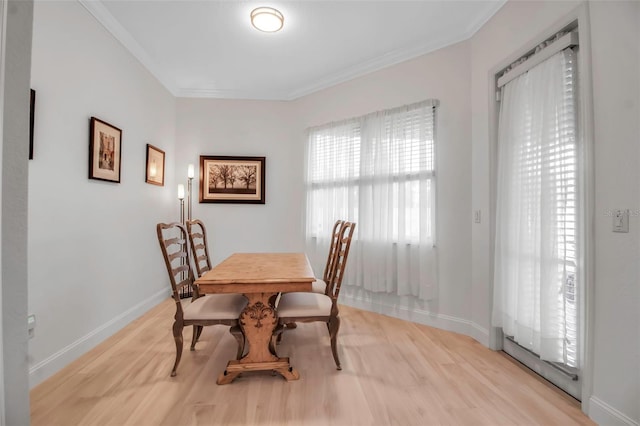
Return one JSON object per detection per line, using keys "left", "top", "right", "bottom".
{"left": 31, "top": 299, "right": 594, "bottom": 425}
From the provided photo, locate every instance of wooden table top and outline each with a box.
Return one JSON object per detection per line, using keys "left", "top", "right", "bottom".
{"left": 195, "top": 253, "right": 315, "bottom": 294}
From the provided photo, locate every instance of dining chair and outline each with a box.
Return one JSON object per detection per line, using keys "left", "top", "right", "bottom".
{"left": 276, "top": 221, "right": 356, "bottom": 370}
{"left": 186, "top": 219, "right": 212, "bottom": 278}
{"left": 156, "top": 222, "right": 247, "bottom": 377}
{"left": 311, "top": 219, "right": 345, "bottom": 294}
{"left": 186, "top": 219, "right": 215, "bottom": 347}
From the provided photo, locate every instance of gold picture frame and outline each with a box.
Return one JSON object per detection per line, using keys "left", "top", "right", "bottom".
{"left": 199, "top": 155, "right": 265, "bottom": 204}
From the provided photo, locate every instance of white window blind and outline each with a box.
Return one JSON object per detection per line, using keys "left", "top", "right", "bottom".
{"left": 492, "top": 48, "right": 579, "bottom": 368}
{"left": 305, "top": 100, "right": 438, "bottom": 300}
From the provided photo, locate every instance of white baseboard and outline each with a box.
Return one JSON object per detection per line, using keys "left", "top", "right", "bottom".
{"left": 469, "top": 321, "right": 491, "bottom": 347}
{"left": 340, "top": 294, "right": 490, "bottom": 346}
{"left": 29, "top": 288, "right": 169, "bottom": 389}
{"left": 589, "top": 396, "right": 638, "bottom": 426}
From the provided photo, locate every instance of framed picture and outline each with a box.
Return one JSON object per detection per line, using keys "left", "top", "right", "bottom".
{"left": 29, "top": 89, "right": 35, "bottom": 160}
{"left": 200, "top": 155, "right": 265, "bottom": 204}
{"left": 89, "top": 117, "right": 122, "bottom": 183}
{"left": 145, "top": 144, "right": 165, "bottom": 186}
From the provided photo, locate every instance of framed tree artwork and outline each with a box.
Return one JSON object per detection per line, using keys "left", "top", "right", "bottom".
{"left": 89, "top": 117, "right": 122, "bottom": 183}
{"left": 199, "top": 155, "right": 265, "bottom": 204}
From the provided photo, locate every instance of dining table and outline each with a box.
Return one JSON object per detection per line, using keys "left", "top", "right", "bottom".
{"left": 194, "top": 252, "right": 315, "bottom": 384}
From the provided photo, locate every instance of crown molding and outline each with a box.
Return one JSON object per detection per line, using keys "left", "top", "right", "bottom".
{"left": 183, "top": 20, "right": 500, "bottom": 102}
{"left": 464, "top": 0, "right": 507, "bottom": 38}
{"left": 77, "top": 0, "right": 178, "bottom": 96}
{"left": 177, "top": 87, "right": 289, "bottom": 101}
{"left": 286, "top": 0, "right": 506, "bottom": 101}
{"left": 79, "top": 0, "right": 506, "bottom": 101}
{"left": 286, "top": 32, "right": 469, "bottom": 100}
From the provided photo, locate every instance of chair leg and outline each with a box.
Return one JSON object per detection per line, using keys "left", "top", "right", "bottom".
{"left": 190, "top": 325, "right": 203, "bottom": 351}
{"left": 230, "top": 325, "right": 245, "bottom": 360}
{"left": 196, "top": 325, "right": 204, "bottom": 341}
{"left": 328, "top": 316, "right": 341, "bottom": 370}
{"left": 171, "top": 321, "right": 184, "bottom": 377}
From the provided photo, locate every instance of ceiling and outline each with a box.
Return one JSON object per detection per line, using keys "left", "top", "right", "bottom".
{"left": 80, "top": 0, "right": 506, "bottom": 101}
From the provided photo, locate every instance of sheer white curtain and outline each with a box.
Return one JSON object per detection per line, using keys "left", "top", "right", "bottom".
{"left": 305, "top": 100, "right": 438, "bottom": 300}
{"left": 492, "top": 49, "right": 579, "bottom": 366}
{"left": 304, "top": 118, "right": 360, "bottom": 249}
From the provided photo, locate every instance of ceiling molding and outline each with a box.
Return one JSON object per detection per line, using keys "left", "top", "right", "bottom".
{"left": 283, "top": 0, "right": 508, "bottom": 101}
{"left": 79, "top": 0, "right": 507, "bottom": 102}
{"left": 177, "top": 88, "right": 289, "bottom": 101}
{"left": 285, "top": 33, "right": 469, "bottom": 101}
{"left": 464, "top": 0, "right": 507, "bottom": 38}
{"left": 77, "top": 0, "right": 178, "bottom": 96}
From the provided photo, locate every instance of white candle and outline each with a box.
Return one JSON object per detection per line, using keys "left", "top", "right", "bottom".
{"left": 187, "top": 164, "right": 195, "bottom": 179}
{"left": 177, "top": 184, "right": 185, "bottom": 200}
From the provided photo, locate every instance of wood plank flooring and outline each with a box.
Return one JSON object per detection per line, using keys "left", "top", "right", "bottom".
{"left": 31, "top": 299, "right": 594, "bottom": 425}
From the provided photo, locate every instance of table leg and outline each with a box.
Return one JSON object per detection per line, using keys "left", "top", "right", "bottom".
{"left": 217, "top": 292, "right": 300, "bottom": 384}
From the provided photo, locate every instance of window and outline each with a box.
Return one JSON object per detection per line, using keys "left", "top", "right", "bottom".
{"left": 305, "top": 100, "right": 438, "bottom": 300}
{"left": 493, "top": 46, "right": 581, "bottom": 371}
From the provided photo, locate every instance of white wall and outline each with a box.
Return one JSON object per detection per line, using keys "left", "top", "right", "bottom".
{"left": 175, "top": 98, "right": 304, "bottom": 265}
{"left": 292, "top": 41, "right": 476, "bottom": 338}
{"left": 470, "top": 1, "right": 640, "bottom": 424}
{"left": 588, "top": 2, "right": 639, "bottom": 424}
{"left": 1, "top": 1, "right": 33, "bottom": 423}
{"left": 28, "top": 1, "right": 176, "bottom": 387}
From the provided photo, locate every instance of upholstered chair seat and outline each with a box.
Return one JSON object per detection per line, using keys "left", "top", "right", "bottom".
{"left": 183, "top": 294, "right": 247, "bottom": 321}
{"left": 277, "top": 292, "right": 332, "bottom": 318}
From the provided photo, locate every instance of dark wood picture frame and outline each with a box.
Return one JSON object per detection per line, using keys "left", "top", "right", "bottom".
{"left": 29, "top": 89, "right": 35, "bottom": 160}
{"left": 89, "top": 117, "right": 122, "bottom": 183}
{"left": 199, "top": 155, "right": 265, "bottom": 204}
{"left": 145, "top": 144, "right": 165, "bottom": 186}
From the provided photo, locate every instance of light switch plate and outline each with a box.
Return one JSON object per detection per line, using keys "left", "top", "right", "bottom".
{"left": 27, "top": 314, "right": 36, "bottom": 339}
{"left": 613, "top": 209, "right": 629, "bottom": 233}
{"left": 474, "top": 210, "right": 481, "bottom": 224}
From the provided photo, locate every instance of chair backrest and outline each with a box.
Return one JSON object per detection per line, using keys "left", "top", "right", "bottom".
{"left": 322, "top": 220, "right": 345, "bottom": 285}
{"left": 326, "top": 221, "right": 356, "bottom": 303}
{"left": 156, "top": 222, "right": 197, "bottom": 310}
{"left": 186, "top": 219, "right": 212, "bottom": 278}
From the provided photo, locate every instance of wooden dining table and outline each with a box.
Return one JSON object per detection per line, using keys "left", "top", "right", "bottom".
{"left": 194, "top": 252, "right": 315, "bottom": 384}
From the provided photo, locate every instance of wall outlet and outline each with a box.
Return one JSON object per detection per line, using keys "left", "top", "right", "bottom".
{"left": 612, "top": 209, "right": 629, "bottom": 233}
{"left": 27, "top": 314, "right": 36, "bottom": 339}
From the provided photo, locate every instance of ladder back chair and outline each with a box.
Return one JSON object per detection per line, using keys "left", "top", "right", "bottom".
{"left": 156, "top": 222, "right": 246, "bottom": 377}
{"left": 277, "top": 221, "right": 356, "bottom": 370}
{"left": 186, "top": 219, "right": 212, "bottom": 278}
{"left": 311, "top": 219, "right": 345, "bottom": 294}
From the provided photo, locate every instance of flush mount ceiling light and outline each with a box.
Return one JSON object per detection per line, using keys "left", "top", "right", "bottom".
{"left": 250, "top": 7, "right": 284, "bottom": 33}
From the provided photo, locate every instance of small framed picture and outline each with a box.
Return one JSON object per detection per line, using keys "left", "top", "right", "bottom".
{"left": 200, "top": 155, "right": 265, "bottom": 204}
{"left": 89, "top": 117, "right": 122, "bottom": 183}
{"left": 145, "top": 144, "right": 165, "bottom": 186}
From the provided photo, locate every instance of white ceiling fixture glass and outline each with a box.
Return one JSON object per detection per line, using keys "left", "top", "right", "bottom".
{"left": 250, "top": 7, "right": 284, "bottom": 33}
